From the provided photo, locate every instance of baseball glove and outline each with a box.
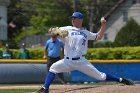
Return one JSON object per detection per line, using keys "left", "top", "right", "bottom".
{"left": 48, "top": 27, "right": 68, "bottom": 38}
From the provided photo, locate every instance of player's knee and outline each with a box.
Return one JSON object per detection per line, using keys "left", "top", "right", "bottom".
{"left": 96, "top": 73, "right": 106, "bottom": 81}
{"left": 49, "top": 63, "right": 59, "bottom": 73}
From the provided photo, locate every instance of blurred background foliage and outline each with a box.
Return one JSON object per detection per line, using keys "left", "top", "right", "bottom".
{"left": 5, "top": 0, "right": 140, "bottom": 48}
{"left": 114, "top": 18, "right": 140, "bottom": 47}
{"left": 0, "top": 46, "right": 140, "bottom": 60}
{"left": 7, "top": 0, "right": 118, "bottom": 45}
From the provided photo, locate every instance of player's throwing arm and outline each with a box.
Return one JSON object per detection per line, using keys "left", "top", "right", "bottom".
{"left": 96, "top": 17, "right": 107, "bottom": 40}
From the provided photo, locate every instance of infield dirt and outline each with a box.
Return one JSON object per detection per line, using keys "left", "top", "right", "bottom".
{"left": 49, "top": 84, "right": 140, "bottom": 93}
{"left": 0, "top": 84, "right": 139, "bottom": 93}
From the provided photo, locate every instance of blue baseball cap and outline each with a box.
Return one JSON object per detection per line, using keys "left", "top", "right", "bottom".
{"left": 71, "top": 12, "right": 83, "bottom": 19}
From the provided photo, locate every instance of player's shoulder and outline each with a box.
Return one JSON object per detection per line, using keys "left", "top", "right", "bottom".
{"left": 81, "top": 28, "right": 90, "bottom": 33}
{"left": 59, "top": 26, "right": 73, "bottom": 30}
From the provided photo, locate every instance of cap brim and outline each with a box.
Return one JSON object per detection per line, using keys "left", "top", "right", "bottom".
{"left": 70, "top": 16, "right": 75, "bottom": 18}
{"left": 70, "top": 16, "right": 83, "bottom": 19}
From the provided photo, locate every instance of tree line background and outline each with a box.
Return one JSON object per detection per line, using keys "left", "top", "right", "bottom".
{"left": 5, "top": 0, "right": 140, "bottom": 48}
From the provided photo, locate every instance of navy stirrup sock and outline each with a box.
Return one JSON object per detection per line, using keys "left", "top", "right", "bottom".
{"left": 106, "top": 73, "right": 120, "bottom": 82}
{"left": 44, "top": 71, "right": 56, "bottom": 90}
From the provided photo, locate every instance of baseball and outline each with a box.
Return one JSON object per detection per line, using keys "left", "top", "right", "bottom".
{"left": 101, "top": 17, "right": 106, "bottom": 23}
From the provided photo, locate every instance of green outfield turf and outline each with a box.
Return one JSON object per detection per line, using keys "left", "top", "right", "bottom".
{"left": 0, "top": 89, "right": 37, "bottom": 93}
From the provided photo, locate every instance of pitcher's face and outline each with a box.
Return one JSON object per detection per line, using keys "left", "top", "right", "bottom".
{"left": 71, "top": 17, "right": 83, "bottom": 28}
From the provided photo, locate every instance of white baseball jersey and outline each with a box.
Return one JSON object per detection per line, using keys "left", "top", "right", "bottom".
{"left": 49, "top": 26, "right": 106, "bottom": 81}
{"left": 59, "top": 26, "right": 98, "bottom": 58}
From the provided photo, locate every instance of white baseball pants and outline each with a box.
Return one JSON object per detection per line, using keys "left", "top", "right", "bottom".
{"left": 49, "top": 57, "right": 106, "bottom": 81}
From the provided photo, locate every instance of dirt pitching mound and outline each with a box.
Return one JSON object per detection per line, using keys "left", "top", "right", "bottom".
{"left": 0, "top": 84, "right": 139, "bottom": 93}
{"left": 49, "top": 84, "right": 140, "bottom": 93}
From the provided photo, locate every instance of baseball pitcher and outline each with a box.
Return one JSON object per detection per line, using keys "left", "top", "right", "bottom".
{"left": 37, "top": 12, "right": 134, "bottom": 93}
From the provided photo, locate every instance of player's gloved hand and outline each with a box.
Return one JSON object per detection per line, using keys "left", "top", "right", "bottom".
{"left": 48, "top": 27, "right": 68, "bottom": 38}
{"left": 48, "top": 27, "right": 59, "bottom": 36}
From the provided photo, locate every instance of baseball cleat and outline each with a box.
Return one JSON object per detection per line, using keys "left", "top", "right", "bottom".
{"left": 37, "top": 87, "right": 49, "bottom": 93}
{"left": 121, "top": 78, "right": 135, "bottom": 85}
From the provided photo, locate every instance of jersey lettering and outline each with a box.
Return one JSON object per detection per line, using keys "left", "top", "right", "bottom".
{"left": 71, "top": 32, "right": 87, "bottom": 38}
{"left": 82, "top": 39, "right": 86, "bottom": 46}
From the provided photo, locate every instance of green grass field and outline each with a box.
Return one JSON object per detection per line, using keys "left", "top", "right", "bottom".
{"left": 0, "top": 89, "right": 37, "bottom": 93}
{"left": 0, "top": 84, "right": 40, "bottom": 93}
